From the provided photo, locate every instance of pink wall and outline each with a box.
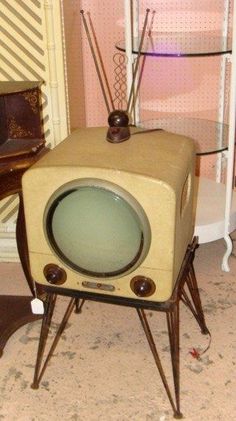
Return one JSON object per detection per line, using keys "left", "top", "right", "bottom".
{"left": 63, "top": 0, "right": 86, "bottom": 130}
{"left": 63, "top": 0, "right": 125, "bottom": 129}
{"left": 64, "top": 0, "right": 230, "bottom": 124}
{"left": 79, "top": 0, "right": 125, "bottom": 126}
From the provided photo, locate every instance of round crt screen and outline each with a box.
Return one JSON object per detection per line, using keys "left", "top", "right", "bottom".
{"left": 45, "top": 180, "right": 151, "bottom": 278}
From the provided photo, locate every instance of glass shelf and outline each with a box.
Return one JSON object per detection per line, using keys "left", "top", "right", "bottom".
{"left": 136, "top": 117, "right": 229, "bottom": 155}
{"left": 116, "top": 32, "right": 232, "bottom": 57}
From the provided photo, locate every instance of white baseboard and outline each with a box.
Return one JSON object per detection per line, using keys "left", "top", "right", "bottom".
{"left": 0, "top": 223, "right": 19, "bottom": 262}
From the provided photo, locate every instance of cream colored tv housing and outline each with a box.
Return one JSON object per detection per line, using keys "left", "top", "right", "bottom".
{"left": 22, "top": 127, "right": 195, "bottom": 302}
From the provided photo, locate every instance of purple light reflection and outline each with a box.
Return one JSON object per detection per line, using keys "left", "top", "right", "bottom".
{"left": 148, "top": 36, "right": 183, "bottom": 57}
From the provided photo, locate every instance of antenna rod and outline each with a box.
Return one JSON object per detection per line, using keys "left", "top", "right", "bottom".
{"left": 80, "top": 10, "right": 111, "bottom": 114}
{"left": 126, "top": 8, "right": 150, "bottom": 116}
{"left": 87, "top": 12, "right": 115, "bottom": 111}
{"left": 130, "top": 10, "right": 156, "bottom": 115}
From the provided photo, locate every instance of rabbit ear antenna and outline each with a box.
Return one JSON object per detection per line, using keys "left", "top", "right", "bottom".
{"left": 87, "top": 12, "right": 115, "bottom": 111}
{"left": 80, "top": 8, "right": 152, "bottom": 143}
{"left": 80, "top": 10, "right": 112, "bottom": 114}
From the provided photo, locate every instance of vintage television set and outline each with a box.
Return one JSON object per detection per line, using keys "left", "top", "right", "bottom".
{"left": 22, "top": 126, "right": 195, "bottom": 303}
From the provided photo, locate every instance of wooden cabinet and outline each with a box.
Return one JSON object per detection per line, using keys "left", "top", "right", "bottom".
{"left": 0, "top": 81, "right": 48, "bottom": 356}
{"left": 0, "top": 81, "right": 44, "bottom": 145}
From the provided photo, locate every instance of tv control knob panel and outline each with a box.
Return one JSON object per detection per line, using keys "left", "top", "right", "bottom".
{"left": 43, "top": 264, "right": 67, "bottom": 285}
{"left": 130, "top": 275, "right": 156, "bottom": 298}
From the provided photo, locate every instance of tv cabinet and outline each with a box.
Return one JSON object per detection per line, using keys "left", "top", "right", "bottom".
{"left": 117, "top": 0, "right": 236, "bottom": 271}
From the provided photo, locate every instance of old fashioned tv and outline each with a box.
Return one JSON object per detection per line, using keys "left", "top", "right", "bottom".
{"left": 22, "top": 126, "right": 195, "bottom": 302}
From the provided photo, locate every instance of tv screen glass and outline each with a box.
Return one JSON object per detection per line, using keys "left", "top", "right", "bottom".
{"left": 45, "top": 180, "right": 151, "bottom": 278}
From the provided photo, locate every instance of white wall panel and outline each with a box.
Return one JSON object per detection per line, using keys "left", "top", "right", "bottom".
{"left": 0, "top": 0, "right": 69, "bottom": 261}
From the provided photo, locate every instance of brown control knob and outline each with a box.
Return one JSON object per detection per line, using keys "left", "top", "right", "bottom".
{"left": 130, "top": 276, "right": 156, "bottom": 297}
{"left": 43, "top": 264, "right": 67, "bottom": 285}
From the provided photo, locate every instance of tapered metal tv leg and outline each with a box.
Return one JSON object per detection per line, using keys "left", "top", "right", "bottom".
{"left": 136, "top": 308, "right": 182, "bottom": 419}
{"left": 181, "top": 263, "right": 209, "bottom": 335}
{"left": 31, "top": 296, "right": 76, "bottom": 389}
{"left": 75, "top": 298, "right": 85, "bottom": 314}
{"left": 31, "top": 293, "right": 57, "bottom": 389}
{"left": 166, "top": 304, "right": 183, "bottom": 419}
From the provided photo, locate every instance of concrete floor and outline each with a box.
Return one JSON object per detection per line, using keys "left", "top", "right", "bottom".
{"left": 0, "top": 238, "right": 235, "bottom": 420}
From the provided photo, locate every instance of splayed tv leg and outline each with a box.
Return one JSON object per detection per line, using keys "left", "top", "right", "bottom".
{"left": 31, "top": 294, "right": 78, "bottom": 389}
{"left": 137, "top": 307, "right": 182, "bottom": 418}
{"left": 31, "top": 293, "right": 58, "bottom": 389}
{"left": 180, "top": 263, "right": 209, "bottom": 335}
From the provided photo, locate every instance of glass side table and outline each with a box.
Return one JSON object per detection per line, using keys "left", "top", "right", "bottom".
{"left": 116, "top": 28, "right": 235, "bottom": 269}
{"left": 133, "top": 117, "right": 236, "bottom": 249}
{"left": 136, "top": 117, "right": 229, "bottom": 156}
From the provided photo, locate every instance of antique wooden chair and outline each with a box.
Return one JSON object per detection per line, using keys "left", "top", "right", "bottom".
{"left": 0, "top": 81, "right": 49, "bottom": 356}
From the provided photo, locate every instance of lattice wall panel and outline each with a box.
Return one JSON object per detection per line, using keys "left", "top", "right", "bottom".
{"left": 0, "top": 0, "right": 68, "bottom": 260}
{"left": 0, "top": 1, "right": 45, "bottom": 244}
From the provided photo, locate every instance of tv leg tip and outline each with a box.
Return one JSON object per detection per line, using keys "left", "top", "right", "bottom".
{"left": 174, "top": 412, "right": 183, "bottom": 419}
{"left": 201, "top": 327, "right": 210, "bottom": 335}
{"left": 31, "top": 383, "right": 39, "bottom": 389}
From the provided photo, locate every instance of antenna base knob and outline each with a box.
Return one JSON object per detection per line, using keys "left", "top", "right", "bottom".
{"left": 107, "top": 110, "right": 130, "bottom": 143}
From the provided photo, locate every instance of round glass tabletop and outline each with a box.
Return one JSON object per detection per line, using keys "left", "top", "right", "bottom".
{"left": 135, "top": 117, "right": 229, "bottom": 155}
{"left": 116, "top": 32, "right": 232, "bottom": 57}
